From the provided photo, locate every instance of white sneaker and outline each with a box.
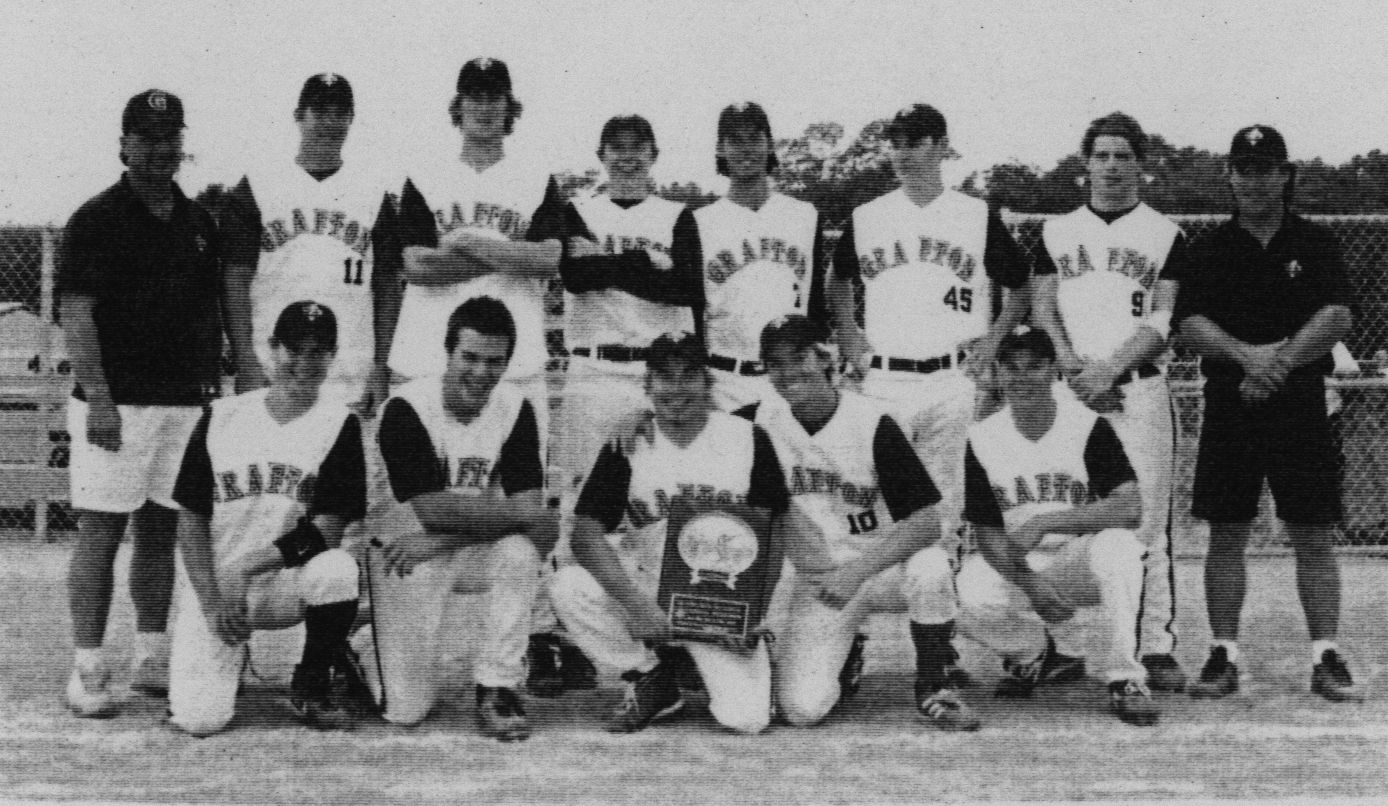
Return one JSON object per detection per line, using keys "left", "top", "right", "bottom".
{"left": 130, "top": 654, "right": 169, "bottom": 697}
{"left": 66, "top": 665, "right": 119, "bottom": 718}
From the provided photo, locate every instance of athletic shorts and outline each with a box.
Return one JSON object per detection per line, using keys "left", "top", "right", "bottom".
{"left": 1191, "top": 377, "right": 1342, "bottom": 525}
{"left": 67, "top": 400, "right": 203, "bottom": 513}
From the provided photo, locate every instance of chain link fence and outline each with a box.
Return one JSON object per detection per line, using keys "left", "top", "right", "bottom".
{"left": 2, "top": 216, "right": 1385, "bottom": 552}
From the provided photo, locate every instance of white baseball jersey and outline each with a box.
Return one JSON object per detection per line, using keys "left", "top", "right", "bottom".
{"left": 1040, "top": 203, "right": 1183, "bottom": 361}
{"left": 238, "top": 166, "right": 390, "bottom": 389}
{"left": 566, "top": 193, "right": 693, "bottom": 348}
{"left": 172, "top": 389, "right": 365, "bottom": 569}
{"left": 695, "top": 194, "right": 819, "bottom": 362}
{"left": 390, "top": 159, "right": 557, "bottom": 380}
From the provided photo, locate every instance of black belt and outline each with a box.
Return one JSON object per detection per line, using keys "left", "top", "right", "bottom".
{"left": 869, "top": 351, "right": 967, "bottom": 375}
{"left": 571, "top": 345, "right": 648, "bottom": 363}
{"left": 707, "top": 354, "right": 766, "bottom": 376}
{"left": 1118, "top": 363, "right": 1161, "bottom": 385}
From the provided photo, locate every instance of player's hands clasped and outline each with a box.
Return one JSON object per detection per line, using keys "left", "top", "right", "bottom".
{"left": 1024, "top": 578, "right": 1077, "bottom": 624}
{"left": 1070, "top": 358, "right": 1121, "bottom": 403}
{"left": 379, "top": 532, "right": 452, "bottom": 577}
{"left": 837, "top": 327, "right": 872, "bottom": 383}
{"left": 815, "top": 562, "right": 870, "bottom": 610}
{"left": 1238, "top": 340, "right": 1292, "bottom": 405}
{"left": 86, "top": 398, "right": 123, "bottom": 452}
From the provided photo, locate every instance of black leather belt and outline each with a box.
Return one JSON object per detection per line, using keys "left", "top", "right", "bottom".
{"left": 707, "top": 354, "right": 766, "bottom": 376}
{"left": 869, "top": 351, "right": 967, "bottom": 375}
{"left": 1118, "top": 363, "right": 1161, "bottom": 385}
{"left": 571, "top": 345, "right": 648, "bottom": 362}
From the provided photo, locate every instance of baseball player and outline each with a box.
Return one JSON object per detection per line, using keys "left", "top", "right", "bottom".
{"left": 828, "top": 104, "right": 1030, "bottom": 559}
{"left": 1030, "top": 112, "right": 1189, "bottom": 691}
{"left": 957, "top": 327, "right": 1159, "bottom": 726}
{"left": 691, "top": 102, "right": 827, "bottom": 411}
{"left": 744, "top": 316, "right": 978, "bottom": 731}
{"left": 548, "top": 332, "right": 796, "bottom": 735}
{"left": 365, "top": 297, "right": 558, "bottom": 741}
{"left": 221, "top": 73, "right": 401, "bottom": 414}
{"left": 167, "top": 302, "right": 371, "bottom": 736}
{"left": 61, "top": 90, "right": 223, "bottom": 717}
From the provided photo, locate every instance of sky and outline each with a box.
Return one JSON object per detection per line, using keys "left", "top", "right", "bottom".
{"left": 2, "top": 0, "right": 1385, "bottom": 223}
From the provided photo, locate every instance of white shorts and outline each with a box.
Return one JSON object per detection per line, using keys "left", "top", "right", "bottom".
{"left": 67, "top": 400, "right": 203, "bottom": 513}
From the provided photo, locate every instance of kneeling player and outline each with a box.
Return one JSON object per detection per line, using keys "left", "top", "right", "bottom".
{"left": 957, "top": 327, "right": 1159, "bottom": 726}
{"left": 549, "top": 332, "right": 794, "bottom": 735}
{"left": 168, "top": 302, "right": 371, "bottom": 736}
{"left": 748, "top": 316, "right": 977, "bottom": 730}
{"left": 366, "top": 297, "right": 557, "bottom": 741}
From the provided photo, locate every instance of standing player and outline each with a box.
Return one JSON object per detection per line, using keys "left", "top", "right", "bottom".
{"left": 1030, "top": 112, "right": 1188, "bottom": 691}
{"left": 958, "top": 327, "right": 1159, "bottom": 726}
{"left": 366, "top": 297, "right": 559, "bottom": 741}
{"left": 61, "top": 90, "right": 223, "bottom": 716}
{"left": 746, "top": 316, "right": 977, "bottom": 731}
{"left": 549, "top": 332, "right": 795, "bottom": 735}
{"left": 221, "top": 73, "right": 400, "bottom": 414}
{"left": 1175, "top": 125, "right": 1361, "bottom": 702}
{"left": 691, "top": 102, "right": 827, "bottom": 411}
{"left": 828, "top": 104, "right": 1030, "bottom": 558}
{"left": 167, "top": 302, "right": 371, "bottom": 736}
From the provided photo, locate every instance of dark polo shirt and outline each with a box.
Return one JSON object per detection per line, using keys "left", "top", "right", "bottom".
{"left": 1173, "top": 213, "right": 1353, "bottom": 395}
{"left": 60, "top": 175, "right": 223, "bottom": 406}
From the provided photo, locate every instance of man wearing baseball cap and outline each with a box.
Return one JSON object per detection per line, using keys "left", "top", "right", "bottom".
{"left": 60, "top": 88, "right": 224, "bottom": 716}
{"left": 221, "top": 72, "right": 401, "bottom": 416}
{"left": 1175, "top": 125, "right": 1361, "bottom": 702}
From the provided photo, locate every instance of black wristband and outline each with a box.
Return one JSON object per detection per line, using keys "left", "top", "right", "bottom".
{"left": 274, "top": 518, "right": 327, "bottom": 568}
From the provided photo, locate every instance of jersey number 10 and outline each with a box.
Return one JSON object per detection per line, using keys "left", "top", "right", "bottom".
{"left": 846, "top": 509, "right": 879, "bottom": 535}
{"left": 343, "top": 258, "right": 364, "bottom": 285}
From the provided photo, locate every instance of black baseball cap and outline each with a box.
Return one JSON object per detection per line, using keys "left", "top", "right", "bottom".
{"left": 998, "top": 326, "right": 1056, "bottom": 362}
{"left": 297, "top": 73, "right": 353, "bottom": 113}
{"left": 122, "top": 89, "right": 185, "bottom": 138}
{"left": 646, "top": 331, "right": 707, "bottom": 374}
{"left": 599, "top": 115, "right": 657, "bottom": 151}
{"left": 1229, "top": 125, "right": 1289, "bottom": 165}
{"left": 760, "top": 314, "right": 831, "bottom": 364}
{"left": 273, "top": 301, "right": 337, "bottom": 351}
{"left": 718, "top": 102, "right": 772, "bottom": 140}
{"left": 885, "top": 104, "right": 948, "bottom": 144}
{"left": 457, "top": 57, "right": 512, "bottom": 97}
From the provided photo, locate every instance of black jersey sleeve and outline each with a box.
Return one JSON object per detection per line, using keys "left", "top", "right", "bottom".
{"left": 58, "top": 202, "right": 109, "bottom": 299}
{"left": 962, "top": 442, "right": 1004, "bottom": 527}
{"left": 731, "top": 402, "right": 760, "bottom": 422}
{"left": 983, "top": 209, "right": 1029, "bottom": 289}
{"left": 574, "top": 442, "right": 631, "bottom": 532}
{"left": 378, "top": 397, "right": 445, "bottom": 503}
{"left": 313, "top": 414, "right": 367, "bottom": 521}
{"left": 671, "top": 208, "right": 706, "bottom": 336}
{"left": 396, "top": 179, "right": 438, "bottom": 249}
{"left": 1084, "top": 417, "right": 1137, "bottom": 499}
{"left": 495, "top": 400, "right": 543, "bottom": 496}
{"left": 1157, "top": 231, "right": 1192, "bottom": 282}
{"left": 830, "top": 218, "right": 859, "bottom": 280}
{"left": 172, "top": 408, "right": 215, "bottom": 517}
{"left": 525, "top": 176, "right": 567, "bottom": 243}
{"left": 219, "top": 177, "right": 261, "bottom": 268}
{"left": 874, "top": 415, "right": 940, "bottom": 520}
{"left": 1032, "top": 233, "right": 1059, "bottom": 276}
{"left": 806, "top": 212, "right": 829, "bottom": 326}
{"left": 369, "top": 191, "right": 400, "bottom": 293}
{"left": 746, "top": 426, "right": 790, "bottom": 514}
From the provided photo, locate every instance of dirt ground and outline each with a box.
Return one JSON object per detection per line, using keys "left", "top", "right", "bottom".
{"left": 3, "top": 542, "right": 1387, "bottom": 804}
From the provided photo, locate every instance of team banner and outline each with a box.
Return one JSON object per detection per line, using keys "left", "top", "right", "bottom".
{"left": 656, "top": 498, "right": 777, "bottom": 642}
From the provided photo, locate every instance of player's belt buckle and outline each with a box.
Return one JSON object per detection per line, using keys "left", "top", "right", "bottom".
{"left": 707, "top": 354, "right": 766, "bottom": 376}
{"left": 572, "top": 344, "right": 647, "bottom": 363}
{"left": 1118, "top": 363, "right": 1161, "bottom": 385}
{"left": 870, "top": 350, "right": 967, "bottom": 375}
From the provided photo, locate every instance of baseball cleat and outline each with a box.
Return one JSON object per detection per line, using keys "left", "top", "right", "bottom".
{"left": 606, "top": 663, "right": 685, "bottom": 734}
{"left": 476, "top": 686, "right": 531, "bottom": 742}
{"left": 838, "top": 634, "right": 868, "bottom": 703}
{"left": 916, "top": 685, "right": 981, "bottom": 732}
{"left": 290, "top": 663, "right": 356, "bottom": 731}
{"left": 1188, "top": 647, "right": 1239, "bottom": 699}
{"left": 129, "top": 654, "right": 169, "bottom": 698}
{"left": 561, "top": 641, "right": 599, "bottom": 691}
{"left": 1109, "top": 679, "right": 1160, "bottom": 726}
{"left": 999, "top": 634, "right": 1084, "bottom": 695}
{"left": 525, "top": 634, "right": 566, "bottom": 698}
{"left": 1311, "top": 650, "right": 1365, "bottom": 703}
{"left": 66, "top": 665, "right": 119, "bottom": 719}
{"left": 656, "top": 644, "right": 704, "bottom": 693}
{"left": 331, "top": 644, "right": 380, "bottom": 718}
{"left": 1141, "top": 653, "right": 1188, "bottom": 693}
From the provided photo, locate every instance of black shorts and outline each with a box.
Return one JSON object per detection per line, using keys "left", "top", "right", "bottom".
{"left": 1192, "top": 376, "right": 1342, "bottom": 525}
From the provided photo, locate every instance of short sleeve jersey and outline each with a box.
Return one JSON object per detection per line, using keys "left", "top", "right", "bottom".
{"left": 1034, "top": 203, "right": 1187, "bottom": 361}
{"left": 963, "top": 396, "right": 1135, "bottom": 542}
{"left": 219, "top": 164, "right": 396, "bottom": 388}
{"left": 834, "top": 188, "right": 1028, "bottom": 359}
{"left": 59, "top": 175, "right": 223, "bottom": 405}
{"left": 693, "top": 193, "right": 825, "bottom": 362}
{"left": 172, "top": 389, "right": 366, "bottom": 568}
{"left": 1173, "top": 214, "right": 1353, "bottom": 389}
{"left": 389, "top": 160, "right": 565, "bottom": 380}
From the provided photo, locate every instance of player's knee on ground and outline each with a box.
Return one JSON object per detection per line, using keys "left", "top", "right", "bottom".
{"left": 778, "top": 678, "right": 838, "bottom": 727}
{"left": 170, "top": 700, "right": 235, "bottom": 738}
{"left": 1086, "top": 529, "right": 1144, "bottom": 578}
{"left": 709, "top": 695, "right": 771, "bottom": 735}
{"left": 300, "top": 548, "right": 360, "bottom": 606}
{"left": 903, "top": 545, "right": 958, "bottom": 624}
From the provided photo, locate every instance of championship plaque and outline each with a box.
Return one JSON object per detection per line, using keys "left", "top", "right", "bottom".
{"left": 656, "top": 498, "right": 778, "bottom": 642}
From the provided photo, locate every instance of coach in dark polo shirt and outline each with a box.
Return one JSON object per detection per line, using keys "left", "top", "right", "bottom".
{"left": 1173, "top": 124, "right": 1360, "bottom": 704}
{"left": 59, "top": 89, "right": 223, "bottom": 718}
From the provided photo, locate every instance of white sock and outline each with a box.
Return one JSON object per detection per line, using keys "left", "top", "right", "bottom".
{"left": 74, "top": 647, "right": 103, "bottom": 672}
{"left": 134, "top": 631, "right": 168, "bottom": 662}
{"left": 1213, "top": 640, "right": 1239, "bottom": 664}
{"left": 1311, "top": 640, "right": 1339, "bottom": 665}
